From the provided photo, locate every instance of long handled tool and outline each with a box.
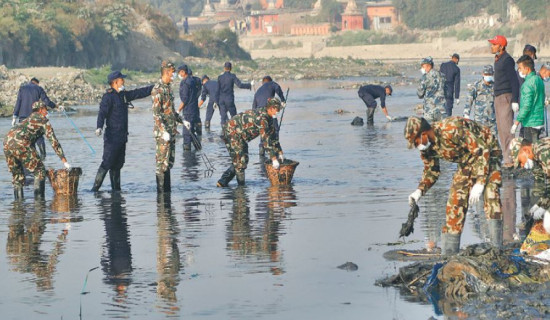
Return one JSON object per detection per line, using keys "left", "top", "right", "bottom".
{"left": 545, "top": 104, "right": 549, "bottom": 137}
{"left": 278, "top": 88, "right": 290, "bottom": 127}
{"left": 62, "top": 110, "right": 96, "bottom": 154}
{"left": 189, "top": 130, "right": 215, "bottom": 177}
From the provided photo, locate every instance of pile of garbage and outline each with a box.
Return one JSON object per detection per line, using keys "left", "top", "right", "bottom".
{"left": 0, "top": 65, "right": 102, "bottom": 116}
{"left": 377, "top": 243, "right": 550, "bottom": 318}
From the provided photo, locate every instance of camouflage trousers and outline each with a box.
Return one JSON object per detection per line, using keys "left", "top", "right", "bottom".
{"left": 224, "top": 135, "right": 249, "bottom": 171}
{"left": 423, "top": 101, "right": 446, "bottom": 123}
{"left": 3, "top": 144, "right": 45, "bottom": 186}
{"left": 155, "top": 138, "right": 175, "bottom": 174}
{"left": 443, "top": 158, "right": 503, "bottom": 234}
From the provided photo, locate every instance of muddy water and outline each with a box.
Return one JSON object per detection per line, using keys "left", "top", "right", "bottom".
{"left": 0, "top": 69, "right": 534, "bottom": 319}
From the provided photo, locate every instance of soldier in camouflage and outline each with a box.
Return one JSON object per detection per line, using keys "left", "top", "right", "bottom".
{"left": 463, "top": 65, "right": 497, "bottom": 134}
{"left": 3, "top": 101, "right": 71, "bottom": 199}
{"left": 405, "top": 116, "right": 503, "bottom": 255}
{"left": 152, "top": 61, "right": 182, "bottom": 193}
{"left": 417, "top": 57, "right": 446, "bottom": 122}
{"left": 217, "top": 98, "right": 284, "bottom": 187}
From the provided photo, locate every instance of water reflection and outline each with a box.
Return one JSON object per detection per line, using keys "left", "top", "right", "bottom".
{"left": 156, "top": 194, "right": 181, "bottom": 314}
{"left": 6, "top": 200, "right": 67, "bottom": 291}
{"left": 181, "top": 150, "right": 200, "bottom": 182}
{"left": 501, "top": 177, "right": 517, "bottom": 242}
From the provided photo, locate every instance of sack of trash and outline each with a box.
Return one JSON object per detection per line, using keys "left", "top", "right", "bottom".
{"left": 351, "top": 116, "right": 364, "bottom": 126}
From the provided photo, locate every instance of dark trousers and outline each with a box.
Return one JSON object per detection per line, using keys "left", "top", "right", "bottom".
{"left": 101, "top": 141, "right": 126, "bottom": 171}
{"left": 182, "top": 114, "right": 199, "bottom": 146}
{"left": 523, "top": 127, "right": 542, "bottom": 143}
{"left": 444, "top": 98, "right": 454, "bottom": 117}
{"left": 359, "top": 93, "right": 377, "bottom": 124}
{"left": 219, "top": 99, "right": 237, "bottom": 124}
{"left": 366, "top": 107, "right": 375, "bottom": 124}
{"left": 205, "top": 102, "right": 216, "bottom": 123}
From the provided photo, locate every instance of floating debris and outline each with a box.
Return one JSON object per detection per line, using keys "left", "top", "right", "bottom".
{"left": 337, "top": 261, "right": 358, "bottom": 271}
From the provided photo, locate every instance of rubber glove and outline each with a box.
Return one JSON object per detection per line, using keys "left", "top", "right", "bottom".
{"left": 183, "top": 120, "right": 191, "bottom": 130}
{"left": 468, "top": 183, "right": 484, "bottom": 205}
{"left": 63, "top": 162, "right": 71, "bottom": 170}
{"left": 408, "top": 189, "right": 422, "bottom": 206}
{"left": 464, "top": 114, "right": 470, "bottom": 120}
{"left": 162, "top": 131, "right": 170, "bottom": 142}
{"left": 11, "top": 116, "right": 17, "bottom": 127}
{"left": 58, "top": 105, "right": 65, "bottom": 112}
{"left": 455, "top": 98, "right": 460, "bottom": 105}
{"left": 250, "top": 80, "right": 255, "bottom": 88}
{"left": 279, "top": 153, "right": 284, "bottom": 162}
{"left": 95, "top": 128, "right": 102, "bottom": 136}
{"left": 386, "top": 115, "right": 392, "bottom": 121}
{"left": 510, "top": 123, "right": 518, "bottom": 134}
{"left": 281, "top": 101, "right": 286, "bottom": 108}
{"left": 511, "top": 103, "right": 519, "bottom": 113}
{"left": 272, "top": 159, "right": 280, "bottom": 169}
{"left": 532, "top": 206, "right": 546, "bottom": 220}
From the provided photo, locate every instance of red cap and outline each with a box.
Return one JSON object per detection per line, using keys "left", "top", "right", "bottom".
{"left": 488, "top": 35, "right": 507, "bottom": 47}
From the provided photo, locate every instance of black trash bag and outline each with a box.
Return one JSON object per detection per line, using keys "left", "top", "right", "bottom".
{"left": 351, "top": 116, "right": 364, "bottom": 126}
{"left": 399, "top": 200, "right": 419, "bottom": 238}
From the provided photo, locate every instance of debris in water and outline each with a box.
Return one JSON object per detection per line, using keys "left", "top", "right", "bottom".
{"left": 399, "top": 200, "right": 419, "bottom": 238}
{"left": 337, "top": 262, "right": 358, "bottom": 271}
{"left": 351, "top": 116, "right": 364, "bottom": 126}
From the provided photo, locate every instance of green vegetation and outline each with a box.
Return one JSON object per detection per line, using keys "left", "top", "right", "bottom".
{"left": 284, "top": 0, "right": 317, "bottom": 9}
{"left": 142, "top": 0, "right": 204, "bottom": 19}
{"left": 303, "top": 0, "right": 342, "bottom": 24}
{"left": 516, "top": 0, "right": 549, "bottom": 20}
{"left": 261, "top": 40, "right": 303, "bottom": 50}
{"left": 327, "top": 28, "right": 418, "bottom": 46}
{"left": 189, "top": 28, "right": 251, "bottom": 60}
{"left": 442, "top": 24, "right": 533, "bottom": 41}
{"left": 84, "top": 65, "right": 155, "bottom": 86}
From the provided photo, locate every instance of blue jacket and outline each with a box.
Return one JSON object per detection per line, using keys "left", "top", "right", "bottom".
{"left": 216, "top": 71, "right": 251, "bottom": 104}
{"left": 97, "top": 85, "right": 154, "bottom": 143}
{"left": 358, "top": 85, "right": 387, "bottom": 108}
{"left": 13, "top": 82, "right": 56, "bottom": 118}
{"left": 200, "top": 80, "right": 218, "bottom": 105}
{"left": 252, "top": 81, "right": 285, "bottom": 109}
{"left": 440, "top": 61, "right": 461, "bottom": 99}
{"left": 180, "top": 76, "right": 202, "bottom": 119}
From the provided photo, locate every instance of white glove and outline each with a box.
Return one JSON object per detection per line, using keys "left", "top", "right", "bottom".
{"left": 464, "top": 114, "right": 470, "bottom": 120}
{"left": 532, "top": 206, "right": 546, "bottom": 220}
{"left": 511, "top": 103, "right": 519, "bottom": 113}
{"left": 281, "top": 101, "right": 286, "bottom": 108}
{"left": 510, "top": 123, "right": 518, "bottom": 134}
{"left": 455, "top": 99, "right": 460, "bottom": 105}
{"left": 11, "top": 116, "right": 17, "bottom": 127}
{"left": 386, "top": 115, "right": 393, "bottom": 121}
{"left": 95, "top": 128, "right": 102, "bottom": 136}
{"left": 162, "top": 131, "right": 170, "bottom": 142}
{"left": 183, "top": 120, "right": 191, "bottom": 130}
{"left": 468, "top": 183, "right": 485, "bottom": 206}
{"left": 408, "top": 189, "right": 422, "bottom": 206}
{"left": 63, "top": 162, "right": 71, "bottom": 170}
{"left": 272, "top": 159, "right": 280, "bottom": 170}
{"left": 58, "top": 105, "right": 65, "bottom": 112}
{"left": 250, "top": 80, "right": 255, "bottom": 87}
{"left": 279, "top": 153, "right": 284, "bottom": 162}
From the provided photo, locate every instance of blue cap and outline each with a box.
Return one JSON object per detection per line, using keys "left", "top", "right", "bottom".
{"left": 107, "top": 71, "right": 126, "bottom": 83}
{"left": 177, "top": 64, "right": 189, "bottom": 73}
{"left": 224, "top": 61, "right": 232, "bottom": 69}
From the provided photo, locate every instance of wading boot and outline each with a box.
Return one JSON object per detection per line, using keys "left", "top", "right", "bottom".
{"left": 91, "top": 167, "right": 109, "bottom": 192}
{"left": 163, "top": 169, "right": 171, "bottom": 193}
{"left": 205, "top": 121, "right": 210, "bottom": 129}
{"left": 195, "top": 122, "right": 202, "bottom": 136}
{"left": 441, "top": 233, "right": 461, "bottom": 256}
{"left": 236, "top": 169, "right": 245, "bottom": 186}
{"left": 109, "top": 169, "right": 121, "bottom": 191}
{"left": 488, "top": 219, "right": 503, "bottom": 250}
{"left": 183, "top": 143, "right": 191, "bottom": 151}
{"left": 34, "top": 177, "right": 45, "bottom": 198}
{"left": 217, "top": 166, "right": 236, "bottom": 187}
{"left": 38, "top": 143, "right": 47, "bottom": 160}
{"left": 156, "top": 173, "right": 165, "bottom": 193}
{"left": 14, "top": 185, "right": 24, "bottom": 200}
{"left": 366, "top": 107, "right": 375, "bottom": 125}
{"left": 259, "top": 146, "right": 265, "bottom": 158}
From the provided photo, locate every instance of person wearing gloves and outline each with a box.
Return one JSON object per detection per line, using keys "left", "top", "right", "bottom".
{"left": 404, "top": 116, "right": 503, "bottom": 255}
{"left": 152, "top": 61, "right": 182, "bottom": 193}
{"left": 92, "top": 71, "right": 154, "bottom": 192}
{"left": 12, "top": 77, "right": 64, "bottom": 160}
{"left": 357, "top": 84, "right": 393, "bottom": 125}
{"left": 176, "top": 64, "right": 200, "bottom": 151}
{"left": 489, "top": 35, "right": 520, "bottom": 167}
{"left": 216, "top": 61, "right": 252, "bottom": 125}
{"left": 198, "top": 75, "right": 219, "bottom": 130}
{"left": 510, "top": 55, "right": 546, "bottom": 143}
{"left": 217, "top": 98, "right": 284, "bottom": 187}
{"left": 4, "top": 100, "right": 71, "bottom": 199}
{"left": 463, "top": 65, "right": 496, "bottom": 134}
{"left": 417, "top": 57, "right": 446, "bottom": 122}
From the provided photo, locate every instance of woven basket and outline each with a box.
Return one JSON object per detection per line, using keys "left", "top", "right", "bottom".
{"left": 47, "top": 167, "right": 82, "bottom": 195}
{"left": 264, "top": 159, "right": 299, "bottom": 186}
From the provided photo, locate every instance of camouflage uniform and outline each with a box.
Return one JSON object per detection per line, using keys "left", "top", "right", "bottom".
{"left": 463, "top": 79, "right": 496, "bottom": 134}
{"left": 152, "top": 78, "right": 181, "bottom": 175}
{"left": 406, "top": 117, "right": 502, "bottom": 234}
{"left": 417, "top": 69, "right": 447, "bottom": 122}
{"left": 3, "top": 110, "right": 66, "bottom": 187}
{"left": 222, "top": 107, "right": 282, "bottom": 171}
{"left": 511, "top": 137, "right": 550, "bottom": 193}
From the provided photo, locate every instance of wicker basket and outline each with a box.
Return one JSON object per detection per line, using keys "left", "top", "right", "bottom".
{"left": 47, "top": 167, "right": 82, "bottom": 195}
{"left": 264, "top": 159, "right": 299, "bottom": 186}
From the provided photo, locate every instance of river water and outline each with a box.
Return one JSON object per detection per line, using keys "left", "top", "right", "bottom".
{"left": 0, "top": 68, "right": 542, "bottom": 319}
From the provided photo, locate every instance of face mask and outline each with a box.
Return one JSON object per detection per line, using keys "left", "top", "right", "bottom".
{"left": 519, "top": 71, "right": 526, "bottom": 79}
{"left": 420, "top": 68, "right": 426, "bottom": 75}
{"left": 417, "top": 140, "right": 431, "bottom": 151}
{"left": 45, "top": 113, "right": 49, "bottom": 119}
{"left": 483, "top": 76, "right": 494, "bottom": 83}
{"left": 172, "top": 72, "right": 177, "bottom": 80}
{"left": 178, "top": 74, "right": 183, "bottom": 80}
{"left": 524, "top": 158, "right": 534, "bottom": 170}
{"left": 118, "top": 85, "right": 125, "bottom": 92}
{"left": 544, "top": 77, "right": 549, "bottom": 82}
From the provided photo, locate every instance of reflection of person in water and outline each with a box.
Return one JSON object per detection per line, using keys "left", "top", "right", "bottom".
{"left": 181, "top": 150, "right": 200, "bottom": 182}
{"left": 156, "top": 194, "right": 181, "bottom": 307}
{"left": 99, "top": 193, "right": 132, "bottom": 299}
{"left": 6, "top": 200, "right": 67, "bottom": 290}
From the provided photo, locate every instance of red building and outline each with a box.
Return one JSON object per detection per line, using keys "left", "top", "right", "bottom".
{"left": 249, "top": 12, "right": 280, "bottom": 35}
{"left": 341, "top": 0, "right": 364, "bottom": 31}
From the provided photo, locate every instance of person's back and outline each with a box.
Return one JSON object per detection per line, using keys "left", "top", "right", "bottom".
{"left": 253, "top": 80, "right": 285, "bottom": 109}
{"left": 14, "top": 82, "right": 55, "bottom": 119}
{"left": 224, "top": 108, "right": 273, "bottom": 142}
{"left": 464, "top": 79, "right": 496, "bottom": 130}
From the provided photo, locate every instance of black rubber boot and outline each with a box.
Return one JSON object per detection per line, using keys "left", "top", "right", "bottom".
{"left": 205, "top": 121, "right": 210, "bottom": 129}
{"left": 109, "top": 169, "right": 121, "bottom": 191}
{"left": 441, "top": 233, "right": 461, "bottom": 256}
{"left": 14, "top": 185, "right": 24, "bottom": 200}
{"left": 34, "top": 177, "right": 45, "bottom": 198}
{"left": 91, "top": 167, "right": 109, "bottom": 192}
{"left": 236, "top": 169, "right": 245, "bottom": 186}
{"left": 259, "top": 146, "right": 265, "bottom": 158}
{"left": 366, "top": 107, "right": 375, "bottom": 125}
{"left": 217, "top": 166, "right": 236, "bottom": 187}
{"left": 488, "top": 219, "right": 503, "bottom": 249}
{"left": 183, "top": 143, "right": 191, "bottom": 151}
{"left": 38, "top": 143, "right": 47, "bottom": 160}
{"left": 163, "top": 169, "right": 171, "bottom": 193}
{"left": 156, "top": 173, "right": 165, "bottom": 193}
{"left": 195, "top": 122, "right": 202, "bottom": 136}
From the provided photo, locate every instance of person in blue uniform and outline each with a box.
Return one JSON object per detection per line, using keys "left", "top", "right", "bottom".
{"left": 12, "top": 77, "right": 62, "bottom": 160}
{"left": 198, "top": 75, "right": 219, "bottom": 130}
{"left": 92, "top": 71, "right": 154, "bottom": 191}
{"left": 176, "top": 65, "right": 200, "bottom": 151}
{"left": 357, "top": 84, "right": 393, "bottom": 124}
{"left": 440, "top": 53, "right": 461, "bottom": 117}
{"left": 252, "top": 76, "right": 286, "bottom": 156}
{"left": 215, "top": 61, "right": 253, "bottom": 124}
{"left": 188, "top": 68, "right": 203, "bottom": 136}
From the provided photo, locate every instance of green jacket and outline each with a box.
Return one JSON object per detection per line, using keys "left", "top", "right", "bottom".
{"left": 517, "top": 71, "right": 546, "bottom": 127}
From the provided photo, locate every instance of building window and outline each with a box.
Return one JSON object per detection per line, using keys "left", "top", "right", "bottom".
{"left": 381, "top": 17, "right": 391, "bottom": 24}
